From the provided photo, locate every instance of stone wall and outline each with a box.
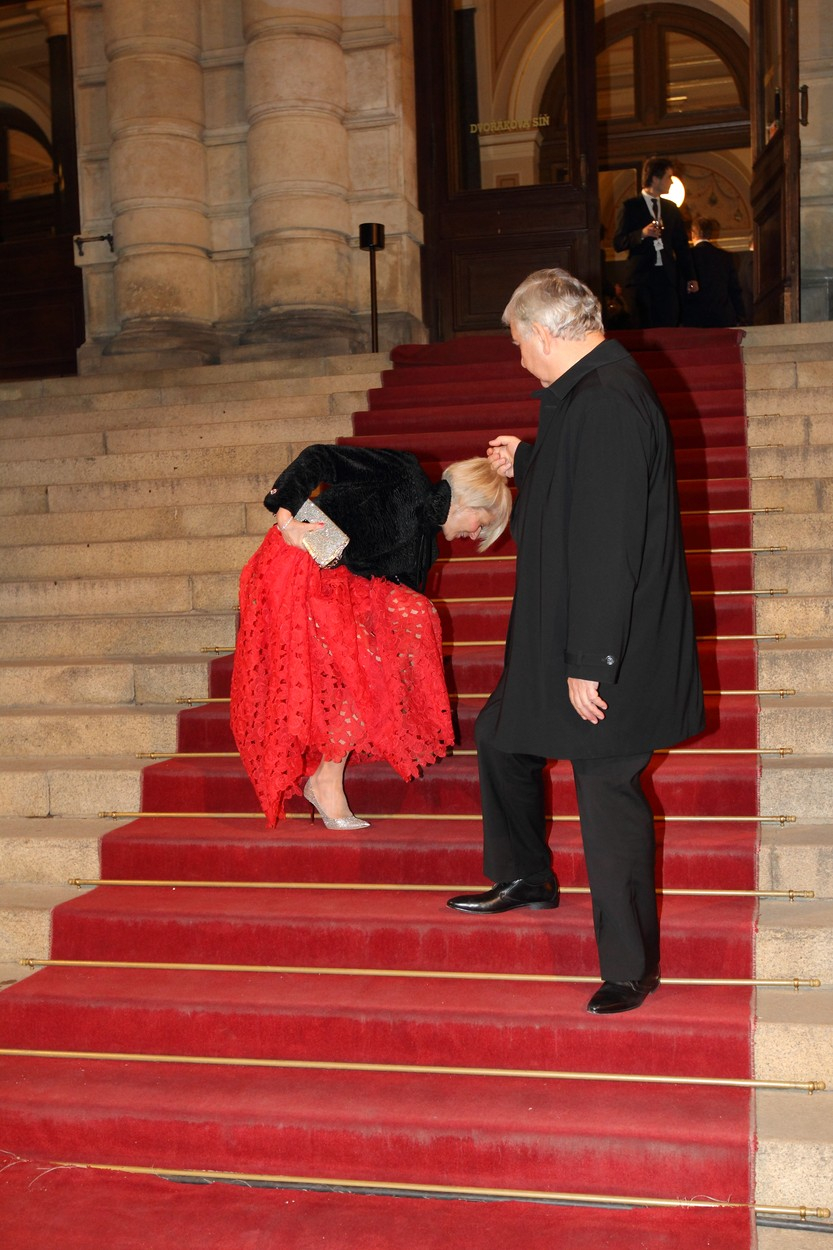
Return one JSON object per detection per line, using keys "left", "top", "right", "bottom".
{"left": 70, "top": 0, "right": 425, "bottom": 371}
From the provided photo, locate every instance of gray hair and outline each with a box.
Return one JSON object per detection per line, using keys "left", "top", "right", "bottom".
{"left": 502, "top": 268, "right": 603, "bottom": 341}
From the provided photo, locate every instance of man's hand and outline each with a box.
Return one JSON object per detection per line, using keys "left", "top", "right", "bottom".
{"left": 487, "top": 435, "right": 521, "bottom": 478}
{"left": 567, "top": 678, "right": 608, "bottom": 724}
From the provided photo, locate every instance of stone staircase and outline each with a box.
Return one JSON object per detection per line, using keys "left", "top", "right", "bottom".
{"left": 0, "top": 351, "right": 386, "bottom": 980}
{"left": 742, "top": 324, "right": 833, "bottom": 1243}
{"left": 0, "top": 330, "right": 830, "bottom": 1242}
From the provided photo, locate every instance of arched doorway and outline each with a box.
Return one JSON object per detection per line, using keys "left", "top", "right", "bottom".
{"left": 414, "top": 0, "right": 798, "bottom": 337}
{"left": 543, "top": 4, "right": 753, "bottom": 323}
{"left": 0, "top": 4, "right": 83, "bottom": 380}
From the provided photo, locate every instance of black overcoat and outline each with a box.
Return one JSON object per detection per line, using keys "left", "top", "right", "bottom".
{"left": 682, "top": 241, "right": 747, "bottom": 327}
{"left": 488, "top": 338, "right": 704, "bottom": 759}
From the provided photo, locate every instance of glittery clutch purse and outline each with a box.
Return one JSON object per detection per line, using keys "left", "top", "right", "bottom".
{"left": 295, "top": 498, "right": 350, "bottom": 568}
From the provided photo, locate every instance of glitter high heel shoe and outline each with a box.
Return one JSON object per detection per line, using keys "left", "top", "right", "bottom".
{"left": 303, "top": 779, "right": 370, "bottom": 830}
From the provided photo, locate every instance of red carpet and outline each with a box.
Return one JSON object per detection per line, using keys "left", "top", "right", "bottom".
{"left": 0, "top": 328, "right": 761, "bottom": 1246}
{"left": 0, "top": 1161, "right": 755, "bottom": 1250}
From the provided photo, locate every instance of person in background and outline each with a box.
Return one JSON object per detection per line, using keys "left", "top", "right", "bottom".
{"left": 231, "top": 444, "right": 511, "bottom": 830}
{"left": 447, "top": 269, "right": 704, "bottom": 1015}
{"left": 682, "top": 216, "right": 747, "bottom": 327}
{"left": 613, "top": 156, "right": 698, "bottom": 327}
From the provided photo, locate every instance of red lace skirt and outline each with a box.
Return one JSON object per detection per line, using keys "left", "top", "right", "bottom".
{"left": 230, "top": 528, "right": 453, "bottom": 826}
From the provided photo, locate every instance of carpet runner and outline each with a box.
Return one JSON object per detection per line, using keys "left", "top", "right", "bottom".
{"left": 0, "top": 328, "right": 761, "bottom": 1247}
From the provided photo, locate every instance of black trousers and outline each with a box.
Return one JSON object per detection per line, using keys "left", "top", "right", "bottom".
{"left": 475, "top": 698, "right": 659, "bottom": 983}
{"left": 631, "top": 269, "right": 680, "bottom": 328}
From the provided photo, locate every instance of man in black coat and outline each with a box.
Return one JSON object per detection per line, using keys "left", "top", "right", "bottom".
{"left": 448, "top": 268, "right": 704, "bottom": 1014}
{"left": 682, "top": 217, "right": 747, "bottom": 327}
{"left": 613, "top": 156, "right": 698, "bottom": 327}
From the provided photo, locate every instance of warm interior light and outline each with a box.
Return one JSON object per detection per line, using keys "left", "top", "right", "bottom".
{"left": 663, "top": 176, "right": 686, "bottom": 207}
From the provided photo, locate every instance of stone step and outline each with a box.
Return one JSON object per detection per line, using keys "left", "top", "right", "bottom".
{"left": 759, "top": 696, "right": 833, "bottom": 753}
{"left": 755, "top": 1087, "right": 832, "bottom": 1211}
{"left": 0, "top": 706, "right": 181, "bottom": 757}
{"left": 746, "top": 384, "right": 833, "bottom": 420}
{"left": 0, "top": 817, "right": 111, "bottom": 885}
{"left": 0, "top": 533, "right": 260, "bottom": 581}
{"left": 750, "top": 445, "right": 833, "bottom": 480}
{"left": 757, "top": 593, "right": 833, "bottom": 637}
{"left": 0, "top": 425, "right": 347, "bottom": 490}
{"left": 0, "top": 373, "right": 380, "bottom": 437}
{"left": 758, "top": 1224, "right": 832, "bottom": 1250}
{"left": 0, "top": 655, "right": 213, "bottom": 706}
{"left": 0, "top": 883, "right": 81, "bottom": 963}
{"left": 753, "top": 513, "right": 833, "bottom": 551}
{"left": 0, "top": 659, "right": 135, "bottom": 706}
{"left": 756, "top": 897, "right": 833, "bottom": 982}
{"left": 0, "top": 472, "right": 270, "bottom": 518}
{"left": 745, "top": 357, "right": 833, "bottom": 391}
{"left": 755, "top": 551, "right": 833, "bottom": 594}
{"left": 0, "top": 610, "right": 235, "bottom": 660}
{"left": 0, "top": 570, "right": 241, "bottom": 618}
{"left": 0, "top": 407, "right": 362, "bottom": 471}
{"left": 755, "top": 987, "right": 833, "bottom": 1080}
{"left": 0, "top": 502, "right": 256, "bottom": 547}
{"left": 0, "top": 430, "right": 108, "bottom": 464}
{"left": 0, "top": 757, "right": 143, "bottom": 819}
{"left": 0, "top": 349, "right": 387, "bottom": 404}
{"left": 750, "top": 475, "right": 833, "bottom": 514}
{"left": 748, "top": 408, "right": 833, "bottom": 452}
{"left": 0, "top": 962, "right": 34, "bottom": 988}
{"left": 759, "top": 822, "right": 833, "bottom": 899}
{"left": 742, "top": 322, "right": 833, "bottom": 352}
{"left": 758, "top": 638, "right": 833, "bottom": 688}
{"left": 759, "top": 756, "right": 833, "bottom": 822}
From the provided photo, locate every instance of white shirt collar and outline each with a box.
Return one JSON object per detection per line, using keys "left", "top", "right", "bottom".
{"left": 642, "top": 189, "right": 662, "bottom": 217}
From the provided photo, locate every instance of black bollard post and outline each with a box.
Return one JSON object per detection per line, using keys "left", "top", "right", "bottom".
{"left": 359, "top": 223, "right": 385, "bottom": 352}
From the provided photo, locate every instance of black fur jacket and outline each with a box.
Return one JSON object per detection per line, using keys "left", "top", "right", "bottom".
{"left": 265, "top": 445, "right": 452, "bottom": 592}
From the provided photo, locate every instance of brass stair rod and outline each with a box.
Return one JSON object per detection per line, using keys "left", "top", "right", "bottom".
{"left": 0, "top": 1046, "right": 824, "bottom": 1095}
{"left": 67, "top": 878, "right": 816, "bottom": 901}
{"left": 438, "top": 545, "right": 787, "bottom": 562}
{"left": 45, "top": 1161, "right": 832, "bottom": 1221}
{"left": 98, "top": 810, "right": 798, "bottom": 823}
{"left": 432, "top": 591, "right": 788, "bottom": 603}
{"left": 201, "top": 634, "right": 789, "bottom": 653}
{"left": 684, "top": 505, "right": 788, "bottom": 514}
{"left": 137, "top": 747, "right": 794, "bottom": 759}
{"left": 22, "top": 958, "right": 822, "bottom": 990}
{"left": 177, "top": 688, "right": 796, "bottom": 704}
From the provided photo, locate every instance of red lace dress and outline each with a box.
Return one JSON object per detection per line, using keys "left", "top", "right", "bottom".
{"left": 230, "top": 527, "right": 453, "bottom": 826}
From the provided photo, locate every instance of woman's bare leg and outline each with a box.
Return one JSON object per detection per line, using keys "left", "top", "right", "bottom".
{"left": 308, "top": 755, "right": 353, "bottom": 820}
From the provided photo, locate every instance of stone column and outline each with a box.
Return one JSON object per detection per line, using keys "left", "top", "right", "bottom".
{"left": 343, "top": 0, "right": 427, "bottom": 350}
{"left": 102, "top": 0, "right": 217, "bottom": 361}
{"left": 240, "top": 0, "right": 362, "bottom": 355}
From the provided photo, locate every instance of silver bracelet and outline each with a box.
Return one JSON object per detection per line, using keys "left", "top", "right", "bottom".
{"left": 276, "top": 516, "right": 292, "bottom": 531}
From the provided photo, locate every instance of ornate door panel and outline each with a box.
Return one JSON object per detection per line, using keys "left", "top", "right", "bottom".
{"left": 414, "top": 0, "right": 599, "bottom": 340}
{"left": 750, "top": 0, "right": 801, "bottom": 323}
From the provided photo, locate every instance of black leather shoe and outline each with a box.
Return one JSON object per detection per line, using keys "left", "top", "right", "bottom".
{"left": 586, "top": 972, "right": 660, "bottom": 1015}
{"left": 447, "top": 877, "right": 559, "bottom": 914}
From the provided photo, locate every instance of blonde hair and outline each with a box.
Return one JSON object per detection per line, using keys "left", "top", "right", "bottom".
{"left": 502, "top": 267, "right": 603, "bottom": 341}
{"left": 442, "top": 457, "right": 512, "bottom": 551}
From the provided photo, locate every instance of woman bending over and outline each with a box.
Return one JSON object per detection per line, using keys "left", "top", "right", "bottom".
{"left": 231, "top": 444, "right": 511, "bottom": 828}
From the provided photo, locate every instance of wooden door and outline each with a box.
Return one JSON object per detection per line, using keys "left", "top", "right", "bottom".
{"left": 750, "top": 0, "right": 802, "bottom": 323}
{"left": 414, "top": 0, "right": 600, "bottom": 340}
